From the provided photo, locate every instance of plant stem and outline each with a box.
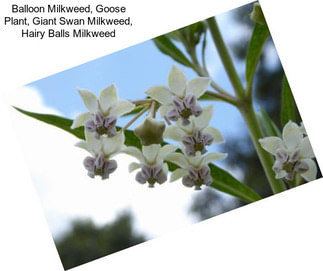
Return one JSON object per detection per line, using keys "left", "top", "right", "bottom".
{"left": 164, "top": 116, "right": 171, "bottom": 125}
{"left": 204, "top": 90, "right": 238, "bottom": 106}
{"left": 240, "top": 101, "right": 286, "bottom": 193}
{"left": 122, "top": 106, "right": 149, "bottom": 131}
{"left": 206, "top": 16, "right": 286, "bottom": 194}
{"left": 206, "top": 17, "right": 245, "bottom": 99}
{"left": 150, "top": 101, "right": 157, "bottom": 118}
{"left": 132, "top": 99, "right": 152, "bottom": 104}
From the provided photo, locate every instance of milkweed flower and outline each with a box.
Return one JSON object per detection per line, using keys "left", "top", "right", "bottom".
{"left": 123, "top": 144, "right": 177, "bottom": 187}
{"left": 145, "top": 66, "right": 210, "bottom": 125}
{"left": 165, "top": 151, "right": 227, "bottom": 190}
{"left": 164, "top": 105, "right": 224, "bottom": 155}
{"left": 75, "top": 130, "right": 125, "bottom": 180}
{"left": 71, "top": 84, "right": 135, "bottom": 138}
{"left": 259, "top": 121, "right": 317, "bottom": 182}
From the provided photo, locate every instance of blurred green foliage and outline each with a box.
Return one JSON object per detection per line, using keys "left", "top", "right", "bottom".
{"left": 55, "top": 212, "right": 146, "bottom": 270}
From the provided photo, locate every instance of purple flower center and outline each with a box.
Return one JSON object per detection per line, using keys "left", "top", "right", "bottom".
{"left": 167, "top": 94, "right": 202, "bottom": 126}
{"left": 83, "top": 154, "right": 117, "bottom": 180}
{"left": 182, "top": 166, "right": 212, "bottom": 190}
{"left": 182, "top": 129, "right": 213, "bottom": 156}
{"left": 135, "top": 165, "right": 167, "bottom": 187}
{"left": 85, "top": 112, "right": 117, "bottom": 138}
{"left": 273, "top": 148, "right": 309, "bottom": 180}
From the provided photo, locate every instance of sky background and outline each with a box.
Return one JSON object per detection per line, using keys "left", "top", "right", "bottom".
{"left": 8, "top": 7, "right": 280, "bottom": 241}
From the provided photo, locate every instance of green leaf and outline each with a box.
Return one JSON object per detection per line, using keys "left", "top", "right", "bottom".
{"left": 153, "top": 35, "right": 193, "bottom": 67}
{"left": 245, "top": 23, "right": 269, "bottom": 88}
{"left": 281, "top": 75, "right": 296, "bottom": 127}
{"left": 209, "top": 164, "right": 262, "bottom": 203}
{"left": 14, "top": 106, "right": 261, "bottom": 203}
{"left": 258, "top": 108, "right": 281, "bottom": 137}
{"left": 14, "top": 106, "right": 85, "bottom": 139}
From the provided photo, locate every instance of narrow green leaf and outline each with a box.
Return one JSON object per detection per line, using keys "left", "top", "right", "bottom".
{"left": 281, "top": 75, "right": 296, "bottom": 127}
{"left": 153, "top": 35, "right": 193, "bottom": 67}
{"left": 14, "top": 106, "right": 143, "bottom": 148}
{"left": 209, "top": 164, "right": 262, "bottom": 203}
{"left": 258, "top": 108, "right": 281, "bottom": 137}
{"left": 13, "top": 106, "right": 85, "bottom": 139}
{"left": 245, "top": 23, "right": 269, "bottom": 88}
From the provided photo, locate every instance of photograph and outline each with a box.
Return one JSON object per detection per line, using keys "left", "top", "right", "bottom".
{"left": 6, "top": 2, "right": 321, "bottom": 269}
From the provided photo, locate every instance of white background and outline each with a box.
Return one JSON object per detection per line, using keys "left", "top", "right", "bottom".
{"left": 1, "top": 0, "right": 323, "bottom": 270}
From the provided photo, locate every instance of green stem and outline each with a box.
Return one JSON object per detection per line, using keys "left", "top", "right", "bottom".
{"left": 206, "top": 17, "right": 245, "bottom": 98}
{"left": 150, "top": 101, "right": 157, "bottom": 118}
{"left": 122, "top": 106, "right": 149, "bottom": 131}
{"left": 240, "top": 101, "right": 286, "bottom": 193}
{"left": 204, "top": 90, "right": 238, "bottom": 106}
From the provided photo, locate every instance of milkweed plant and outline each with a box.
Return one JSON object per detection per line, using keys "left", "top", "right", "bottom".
{"left": 15, "top": 3, "right": 319, "bottom": 203}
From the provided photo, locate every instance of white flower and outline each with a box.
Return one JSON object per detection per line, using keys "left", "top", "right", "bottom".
{"left": 164, "top": 105, "right": 224, "bottom": 155}
{"left": 71, "top": 84, "right": 135, "bottom": 138}
{"left": 75, "top": 129, "right": 125, "bottom": 179}
{"left": 165, "top": 151, "right": 227, "bottom": 190}
{"left": 123, "top": 144, "right": 177, "bottom": 187}
{"left": 145, "top": 66, "right": 210, "bottom": 125}
{"left": 259, "top": 121, "right": 317, "bottom": 182}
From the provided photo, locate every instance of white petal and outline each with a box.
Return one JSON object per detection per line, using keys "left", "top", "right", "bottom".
{"left": 282, "top": 121, "right": 303, "bottom": 150}
{"left": 128, "top": 162, "right": 141, "bottom": 173}
{"left": 75, "top": 140, "right": 89, "bottom": 153}
{"left": 84, "top": 130, "right": 102, "bottom": 155}
{"left": 165, "top": 153, "right": 189, "bottom": 169}
{"left": 170, "top": 168, "right": 188, "bottom": 182}
{"left": 259, "top": 137, "right": 283, "bottom": 155}
{"left": 299, "top": 137, "right": 315, "bottom": 159}
{"left": 102, "top": 132, "right": 125, "bottom": 156}
{"left": 145, "top": 86, "right": 173, "bottom": 105}
{"left": 177, "top": 119, "right": 194, "bottom": 134}
{"left": 194, "top": 105, "right": 214, "bottom": 130}
{"left": 78, "top": 89, "right": 99, "bottom": 113}
{"left": 275, "top": 170, "right": 287, "bottom": 179}
{"left": 110, "top": 99, "right": 135, "bottom": 117}
{"left": 164, "top": 126, "right": 185, "bottom": 142}
{"left": 142, "top": 144, "right": 161, "bottom": 164}
{"left": 71, "top": 112, "right": 92, "bottom": 129}
{"left": 188, "top": 152, "right": 204, "bottom": 168}
{"left": 168, "top": 66, "right": 186, "bottom": 97}
{"left": 162, "top": 163, "right": 169, "bottom": 175}
{"left": 202, "top": 152, "right": 228, "bottom": 165}
{"left": 186, "top": 77, "right": 211, "bottom": 98}
{"left": 156, "top": 144, "right": 178, "bottom": 163}
{"left": 203, "top": 127, "right": 224, "bottom": 143}
{"left": 99, "top": 84, "right": 118, "bottom": 114}
{"left": 301, "top": 159, "right": 317, "bottom": 182}
{"left": 123, "top": 146, "right": 144, "bottom": 163}
{"left": 158, "top": 105, "right": 173, "bottom": 118}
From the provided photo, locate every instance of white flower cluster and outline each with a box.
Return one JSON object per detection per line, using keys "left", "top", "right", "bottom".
{"left": 259, "top": 121, "right": 317, "bottom": 182}
{"left": 71, "top": 85, "right": 134, "bottom": 180}
{"left": 128, "top": 66, "right": 227, "bottom": 190}
{"left": 71, "top": 67, "right": 227, "bottom": 189}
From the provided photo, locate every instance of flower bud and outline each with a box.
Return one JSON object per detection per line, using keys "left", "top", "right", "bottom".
{"left": 134, "top": 117, "right": 166, "bottom": 146}
{"left": 250, "top": 3, "right": 266, "bottom": 26}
